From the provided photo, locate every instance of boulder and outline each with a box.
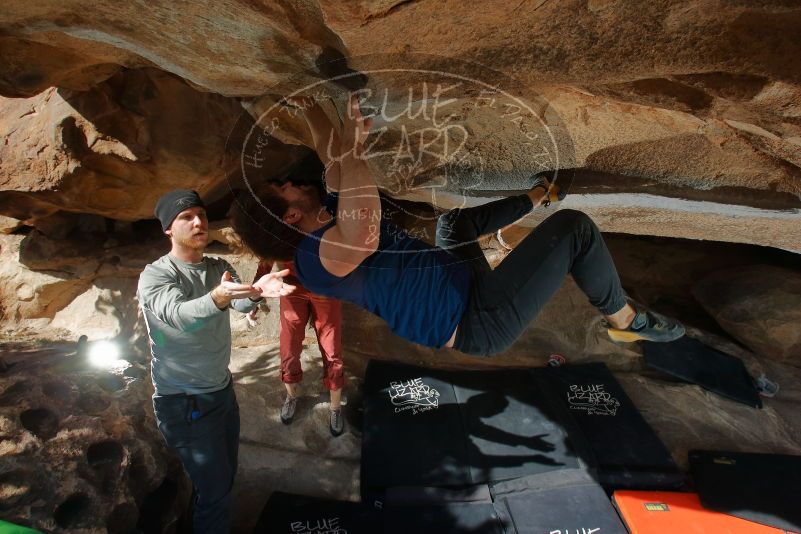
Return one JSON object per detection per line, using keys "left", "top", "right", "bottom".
{"left": 693, "top": 265, "right": 801, "bottom": 366}
{"left": 0, "top": 68, "right": 299, "bottom": 223}
{"left": 0, "top": 234, "right": 93, "bottom": 326}
{"left": 3, "top": 1, "right": 800, "bottom": 103}
{"left": 0, "top": 1, "right": 799, "bottom": 249}
{"left": 0, "top": 0, "right": 343, "bottom": 98}
{"left": 0, "top": 226, "right": 153, "bottom": 342}
{"left": 50, "top": 278, "right": 140, "bottom": 343}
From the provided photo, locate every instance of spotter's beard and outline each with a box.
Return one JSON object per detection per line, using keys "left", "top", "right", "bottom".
{"left": 176, "top": 233, "right": 208, "bottom": 251}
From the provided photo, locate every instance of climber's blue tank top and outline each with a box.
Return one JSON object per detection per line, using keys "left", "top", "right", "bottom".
{"left": 294, "top": 194, "right": 471, "bottom": 348}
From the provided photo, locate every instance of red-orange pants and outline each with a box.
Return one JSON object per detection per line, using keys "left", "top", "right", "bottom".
{"left": 279, "top": 287, "right": 343, "bottom": 391}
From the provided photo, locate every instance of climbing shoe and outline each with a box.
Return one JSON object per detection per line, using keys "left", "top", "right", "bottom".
{"left": 280, "top": 394, "right": 297, "bottom": 425}
{"left": 329, "top": 408, "right": 344, "bottom": 437}
{"left": 531, "top": 172, "right": 569, "bottom": 207}
{"left": 755, "top": 373, "right": 779, "bottom": 398}
{"left": 607, "top": 309, "right": 685, "bottom": 343}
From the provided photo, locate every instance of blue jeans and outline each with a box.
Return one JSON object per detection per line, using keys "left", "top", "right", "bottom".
{"left": 153, "top": 379, "right": 239, "bottom": 534}
{"left": 438, "top": 196, "right": 628, "bottom": 357}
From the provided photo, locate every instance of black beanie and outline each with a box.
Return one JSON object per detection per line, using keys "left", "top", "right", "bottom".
{"left": 154, "top": 189, "right": 205, "bottom": 231}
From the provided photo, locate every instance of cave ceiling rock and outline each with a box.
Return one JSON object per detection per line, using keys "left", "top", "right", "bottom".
{"left": 0, "top": 0, "right": 343, "bottom": 98}
{"left": 0, "top": 0, "right": 798, "bottom": 248}
{"left": 0, "top": 68, "right": 303, "bottom": 222}
{"left": 4, "top": 1, "right": 801, "bottom": 99}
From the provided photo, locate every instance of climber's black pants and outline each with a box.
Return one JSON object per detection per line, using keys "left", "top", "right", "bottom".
{"left": 437, "top": 195, "right": 628, "bottom": 357}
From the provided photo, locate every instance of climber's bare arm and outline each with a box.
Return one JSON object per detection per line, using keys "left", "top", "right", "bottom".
{"left": 319, "top": 95, "right": 379, "bottom": 277}
{"left": 289, "top": 96, "right": 343, "bottom": 192}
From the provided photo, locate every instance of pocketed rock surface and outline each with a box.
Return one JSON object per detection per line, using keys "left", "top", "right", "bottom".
{"left": 0, "top": 342, "right": 191, "bottom": 532}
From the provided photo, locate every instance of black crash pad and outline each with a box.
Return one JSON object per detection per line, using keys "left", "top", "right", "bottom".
{"left": 362, "top": 360, "right": 581, "bottom": 496}
{"left": 491, "top": 469, "right": 628, "bottom": 534}
{"left": 384, "top": 499, "right": 504, "bottom": 534}
{"left": 253, "top": 492, "right": 380, "bottom": 533}
{"left": 383, "top": 484, "right": 493, "bottom": 507}
{"left": 382, "top": 484, "right": 505, "bottom": 532}
{"left": 689, "top": 450, "right": 801, "bottom": 532}
{"left": 643, "top": 336, "right": 761, "bottom": 408}
{"left": 362, "top": 361, "right": 473, "bottom": 490}
{"left": 534, "top": 362, "right": 684, "bottom": 490}
{"left": 452, "top": 369, "right": 581, "bottom": 483}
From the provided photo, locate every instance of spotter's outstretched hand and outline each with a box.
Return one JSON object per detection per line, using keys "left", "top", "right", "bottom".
{"left": 254, "top": 268, "right": 296, "bottom": 298}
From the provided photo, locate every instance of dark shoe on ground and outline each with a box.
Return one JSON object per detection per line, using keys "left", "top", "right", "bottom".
{"left": 755, "top": 373, "right": 779, "bottom": 398}
{"left": 280, "top": 395, "right": 297, "bottom": 425}
{"left": 329, "top": 408, "right": 344, "bottom": 437}
{"left": 607, "top": 309, "right": 685, "bottom": 343}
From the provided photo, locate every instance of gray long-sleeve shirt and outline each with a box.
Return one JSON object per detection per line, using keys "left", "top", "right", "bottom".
{"left": 137, "top": 253, "right": 258, "bottom": 395}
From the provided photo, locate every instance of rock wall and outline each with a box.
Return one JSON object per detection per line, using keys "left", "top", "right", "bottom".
{"left": 0, "top": 0, "right": 798, "bottom": 249}
{"left": 0, "top": 68, "right": 309, "bottom": 223}
{"left": 4, "top": 1, "right": 801, "bottom": 100}
{"left": 693, "top": 265, "right": 801, "bottom": 365}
